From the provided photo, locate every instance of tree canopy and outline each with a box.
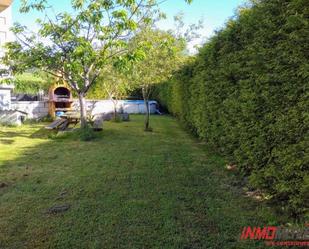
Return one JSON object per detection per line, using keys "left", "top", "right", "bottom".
{"left": 3, "top": 0, "right": 192, "bottom": 127}
{"left": 128, "top": 28, "right": 186, "bottom": 130}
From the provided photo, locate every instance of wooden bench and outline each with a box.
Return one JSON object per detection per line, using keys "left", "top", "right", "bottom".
{"left": 45, "top": 112, "right": 80, "bottom": 131}
{"left": 45, "top": 118, "right": 68, "bottom": 130}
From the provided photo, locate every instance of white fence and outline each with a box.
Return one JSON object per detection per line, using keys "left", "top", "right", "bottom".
{"left": 10, "top": 99, "right": 158, "bottom": 119}
{"left": 73, "top": 100, "right": 158, "bottom": 116}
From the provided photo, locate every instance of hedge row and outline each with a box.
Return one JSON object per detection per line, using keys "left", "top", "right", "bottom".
{"left": 156, "top": 0, "right": 308, "bottom": 216}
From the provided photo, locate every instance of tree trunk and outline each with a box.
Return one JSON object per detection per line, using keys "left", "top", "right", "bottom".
{"left": 144, "top": 99, "right": 150, "bottom": 130}
{"left": 112, "top": 99, "right": 117, "bottom": 121}
{"left": 78, "top": 93, "right": 87, "bottom": 129}
{"left": 142, "top": 87, "right": 151, "bottom": 131}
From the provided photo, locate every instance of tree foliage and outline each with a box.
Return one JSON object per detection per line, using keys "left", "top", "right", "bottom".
{"left": 156, "top": 0, "right": 309, "bottom": 217}
{"left": 12, "top": 72, "right": 52, "bottom": 94}
{"left": 100, "top": 65, "right": 131, "bottom": 119}
{"left": 128, "top": 28, "right": 186, "bottom": 130}
{"left": 2, "top": 0, "right": 191, "bottom": 127}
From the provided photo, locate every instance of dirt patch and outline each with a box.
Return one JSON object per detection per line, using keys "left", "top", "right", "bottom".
{"left": 55, "top": 190, "right": 68, "bottom": 200}
{"left": 46, "top": 204, "right": 71, "bottom": 214}
{"left": 0, "top": 182, "right": 8, "bottom": 188}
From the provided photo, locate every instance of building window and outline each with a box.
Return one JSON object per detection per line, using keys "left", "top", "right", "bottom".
{"left": 0, "top": 31, "right": 6, "bottom": 46}
{"left": 0, "top": 17, "right": 6, "bottom": 25}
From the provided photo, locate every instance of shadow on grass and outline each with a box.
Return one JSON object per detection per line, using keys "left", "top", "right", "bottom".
{"left": 0, "top": 123, "right": 52, "bottom": 139}
{"left": 0, "top": 130, "right": 30, "bottom": 139}
{"left": 29, "top": 127, "right": 56, "bottom": 139}
{"left": 0, "top": 138, "right": 14, "bottom": 145}
{"left": 0, "top": 116, "right": 284, "bottom": 249}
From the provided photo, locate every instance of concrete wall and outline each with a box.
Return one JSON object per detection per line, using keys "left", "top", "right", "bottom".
{"left": 0, "top": 110, "right": 26, "bottom": 126}
{"left": 12, "top": 101, "right": 49, "bottom": 119}
{"left": 0, "top": 84, "right": 14, "bottom": 110}
{"left": 0, "top": 87, "right": 11, "bottom": 110}
{"left": 10, "top": 99, "right": 158, "bottom": 119}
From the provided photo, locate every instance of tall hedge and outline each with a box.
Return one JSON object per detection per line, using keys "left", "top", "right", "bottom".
{"left": 156, "top": 0, "right": 308, "bottom": 216}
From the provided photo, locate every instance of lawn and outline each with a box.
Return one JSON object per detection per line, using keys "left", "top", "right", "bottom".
{"left": 0, "top": 115, "right": 280, "bottom": 249}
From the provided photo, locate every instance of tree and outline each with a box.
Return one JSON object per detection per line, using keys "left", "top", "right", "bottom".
{"left": 126, "top": 12, "right": 203, "bottom": 131}
{"left": 128, "top": 28, "right": 186, "bottom": 131}
{"left": 13, "top": 71, "right": 53, "bottom": 94}
{"left": 98, "top": 66, "right": 131, "bottom": 120}
{"left": 3, "top": 0, "right": 192, "bottom": 128}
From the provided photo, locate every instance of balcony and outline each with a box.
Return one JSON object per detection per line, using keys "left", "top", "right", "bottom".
{"left": 0, "top": 0, "right": 12, "bottom": 12}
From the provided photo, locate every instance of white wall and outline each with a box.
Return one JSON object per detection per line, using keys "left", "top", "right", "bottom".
{"left": 0, "top": 5, "right": 13, "bottom": 70}
{"left": 0, "top": 88, "right": 11, "bottom": 109}
{"left": 72, "top": 100, "right": 158, "bottom": 115}
{"left": 10, "top": 100, "right": 158, "bottom": 119}
{"left": 0, "top": 5, "right": 13, "bottom": 46}
{"left": 0, "top": 110, "right": 25, "bottom": 126}
{"left": 11, "top": 101, "right": 49, "bottom": 118}
{"left": 0, "top": 83, "right": 13, "bottom": 110}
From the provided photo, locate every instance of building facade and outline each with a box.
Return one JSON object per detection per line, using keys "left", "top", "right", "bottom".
{"left": 0, "top": 0, "right": 13, "bottom": 112}
{"left": 0, "top": 0, "right": 13, "bottom": 77}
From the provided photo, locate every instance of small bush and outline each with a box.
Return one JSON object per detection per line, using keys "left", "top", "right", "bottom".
{"left": 112, "top": 114, "right": 122, "bottom": 123}
{"left": 51, "top": 124, "right": 98, "bottom": 141}
{"left": 39, "top": 115, "right": 54, "bottom": 122}
{"left": 79, "top": 125, "right": 97, "bottom": 141}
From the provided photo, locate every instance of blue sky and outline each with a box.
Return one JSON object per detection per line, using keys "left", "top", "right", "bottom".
{"left": 158, "top": 0, "right": 247, "bottom": 33}
{"left": 12, "top": 0, "right": 248, "bottom": 51}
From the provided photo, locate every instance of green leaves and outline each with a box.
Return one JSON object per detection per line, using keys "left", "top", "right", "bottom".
{"left": 112, "top": 10, "right": 128, "bottom": 19}
{"left": 20, "top": 0, "right": 48, "bottom": 13}
{"left": 13, "top": 72, "right": 51, "bottom": 94}
{"left": 128, "top": 28, "right": 183, "bottom": 90}
{"left": 10, "top": 23, "right": 26, "bottom": 34}
{"left": 9, "top": 0, "right": 182, "bottom": 85}
{"left": 156, "top": 0, "right": 308, "bottom": 217}
{"left": 5, "top": 0, "right": 195, "bottom": 127}
{"left": 72, "top": 0, "right": 85, "bottom": 10}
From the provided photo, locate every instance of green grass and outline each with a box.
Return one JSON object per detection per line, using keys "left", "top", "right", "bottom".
{"left": 0, "top": 115, "right": 283, "bottom": 249}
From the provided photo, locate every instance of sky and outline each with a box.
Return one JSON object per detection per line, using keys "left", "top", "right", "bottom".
{"left": 11, "top": 0, "right": 248, "bottom": 52}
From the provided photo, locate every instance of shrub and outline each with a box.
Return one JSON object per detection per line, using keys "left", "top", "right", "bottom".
{"left": 52, "top": 125, "right": 98, "bottom": 141}
{"left": 156, "top": 0, "right": 308, "bottom": 217}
